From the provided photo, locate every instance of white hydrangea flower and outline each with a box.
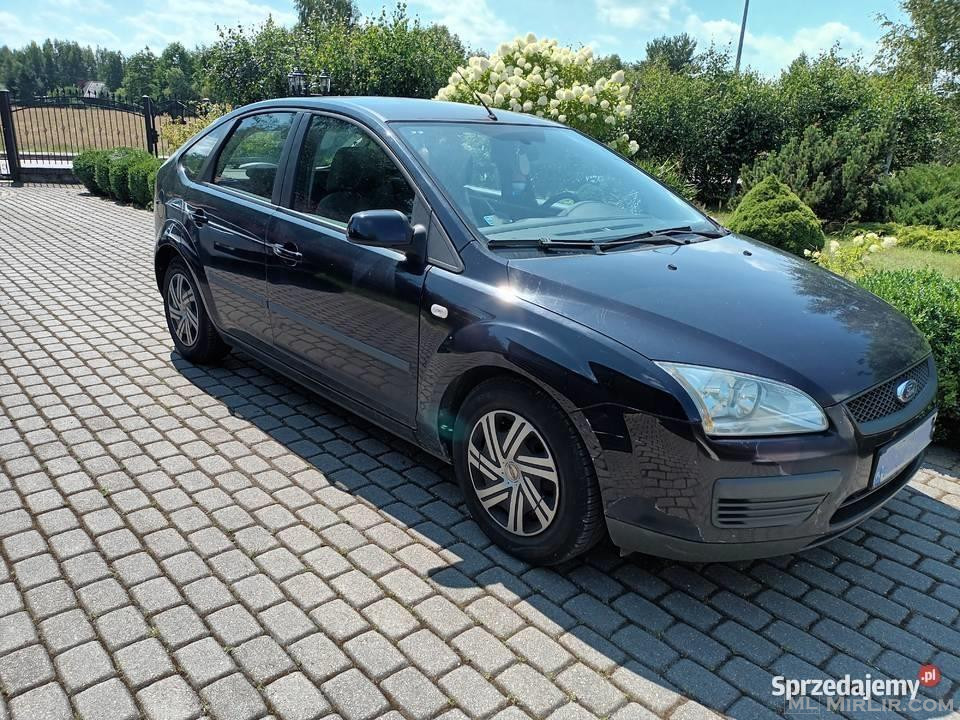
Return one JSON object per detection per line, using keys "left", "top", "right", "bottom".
{"left": 829, "top": 240, "right": 840, "bottom": 252}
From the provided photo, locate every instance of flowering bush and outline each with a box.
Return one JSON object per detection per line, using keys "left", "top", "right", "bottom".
{"left": 810, "top": 231, "right": 897, "bottom": 278}
{"left": 160, "top": 103, "right": 232, "bottom": 151}
{"left": 435, "top": 34, "right": 636, "bottom": 154}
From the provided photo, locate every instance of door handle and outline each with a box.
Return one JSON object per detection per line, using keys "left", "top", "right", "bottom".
{"left": 187, "top": 207, "right": 208, "bottom": 226}
{"left": 272, "top": 242, "right": 302, "bottom": 262}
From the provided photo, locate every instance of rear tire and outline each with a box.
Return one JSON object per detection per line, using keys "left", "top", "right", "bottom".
{"left": 453, "top": 377, "right": 606, "bottom": 565}
{"left": 163, "top": 259, "right": 231, "bottom": 364}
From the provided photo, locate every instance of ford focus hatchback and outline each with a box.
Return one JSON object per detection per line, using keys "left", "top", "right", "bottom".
{"left": 154, "top": 97, "right": 937, "bottom": 564}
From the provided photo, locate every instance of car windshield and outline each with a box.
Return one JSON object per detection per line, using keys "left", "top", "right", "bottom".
{"left": 394, "top": 121, "right": 716, "bottom": 245}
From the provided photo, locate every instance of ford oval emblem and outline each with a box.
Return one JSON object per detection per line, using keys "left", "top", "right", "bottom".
{"left": 896, "top": 379, "right": 919, "bottom": 404}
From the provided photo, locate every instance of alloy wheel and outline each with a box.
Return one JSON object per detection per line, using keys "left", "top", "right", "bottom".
{"left": 467, "top": 410, "right": 560, "bottom": 536}
{"left": 167, "top": 272, "right": 199, "bottom": 347}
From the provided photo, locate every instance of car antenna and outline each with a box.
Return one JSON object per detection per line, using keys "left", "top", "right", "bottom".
{"left": 456, "top": 68, "right": 497, "bottom": 121}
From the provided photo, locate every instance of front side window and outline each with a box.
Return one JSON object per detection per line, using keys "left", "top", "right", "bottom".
{"left": 180, "top": 123, "right": 228, "bottom": 181}
{"left": 395, "top": 122, "right": 714, "bottom": 245}
{"left": 213, "top": 112, "right": 295, "bottom": 200}
{"left": 292, "top": 115, "right": 414, "bottom": 225}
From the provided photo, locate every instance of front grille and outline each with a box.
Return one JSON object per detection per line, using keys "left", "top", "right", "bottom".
{"left": 713, "top": 493, "right": 827, "bottom": 529}
{"left": 845, "top": 360, "right": 930, "bottom": 424}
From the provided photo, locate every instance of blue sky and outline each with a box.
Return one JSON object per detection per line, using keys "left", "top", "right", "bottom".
{"left": 1, "top": 0, "right": 905, "bottom": 75}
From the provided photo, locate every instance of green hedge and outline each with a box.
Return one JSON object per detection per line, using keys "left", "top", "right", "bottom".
{"left": 728, "top": 175, "right": 824, "bottom": 256}
{"left": 858, "top": 268, "right": 960, "bottom": 443}
{"left": 93, "top": 150, "right": 115, "bottom": 197}
{"left": 128, "top": 156, "right": 163, "bottom": 207}
{"left": 73, "top": 149, "right": 109, "bottom": 195}
{"left": 108, "top": 148, "right": 153, "bottom": 203}
{"left": 73, "top": 147, "right": 159, "bottom": 207}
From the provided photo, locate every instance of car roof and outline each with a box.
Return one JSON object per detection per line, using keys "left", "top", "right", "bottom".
{"left": 236, "top": 96, "right": 563, "bottom": 127}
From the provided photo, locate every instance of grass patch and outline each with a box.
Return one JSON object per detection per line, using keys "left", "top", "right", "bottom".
{"left": 839, "top": 241, "right": 960, "bottom": 279}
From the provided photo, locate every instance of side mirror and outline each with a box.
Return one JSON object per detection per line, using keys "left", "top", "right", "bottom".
{"left": 347, "top": 209, "right": 426, "bottom": 263}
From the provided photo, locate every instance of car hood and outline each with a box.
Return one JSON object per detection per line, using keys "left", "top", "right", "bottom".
{"left": 506, "top": 233, "right": 930, "bottom": 406}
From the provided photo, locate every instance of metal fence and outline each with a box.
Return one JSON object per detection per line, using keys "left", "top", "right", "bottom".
{"left": 0, "top": 88, "right": 201, "bottom": 181}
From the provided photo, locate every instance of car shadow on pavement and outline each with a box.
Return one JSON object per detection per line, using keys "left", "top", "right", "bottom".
{"left": 177, "top": 350, "right": 960, "bottom": 720}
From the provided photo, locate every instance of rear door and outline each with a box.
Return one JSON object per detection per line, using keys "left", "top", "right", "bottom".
{"left": 265, "top": 113, "right": 428, "bottom": 425}
{"left": 182, "top": 110, "right": 298, "bottom": 348}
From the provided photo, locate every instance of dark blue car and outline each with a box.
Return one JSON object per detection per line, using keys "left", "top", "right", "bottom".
{"left": 154, "top": 97, "right": 936, "bottom": 564}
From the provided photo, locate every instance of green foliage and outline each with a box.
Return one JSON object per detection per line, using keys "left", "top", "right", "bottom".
{"left": 636, "top": 158, "right": 697, "bottom": 202}
{"left": 72, "top": 149, "right": 108, "bottom": 194}
{"left": 201, "top": 4, "right": 465, "bottom": 105}
{"left": 128, "top": 155, "right": 163, "bottom": 207}
{"left": 624, "top": 50, "right": 782, "bottom": 204}
{"left": 643, "top": 34, "right": 697, "bottom": 73}
{"left": 741, "top": 124, "right": 889, "bottom": 225}
{"left": 295, "top": 0, "right": 357, "bottom": 26}
{"left": 93, "top": 149, "right": 116, "bottom": 196}
{"left": 858, "top": 268, "right": 960, "bottom": 442}
{"left": 106, "top": 148, "right": 152, "bottom": 202}
{"left": 883, "top": 164, "right": 960, "bottom": 228}
{"left": 728, "top": 176, "right": 824, "bottom": 256}
{"left": 159, "top": 104, "right": 232, "bottom": 151}
{"left": 122, "top": 48, "right": 159, "bottom": 99}
{"left": 897, "top": 225, "right": 960, "bottom": 253}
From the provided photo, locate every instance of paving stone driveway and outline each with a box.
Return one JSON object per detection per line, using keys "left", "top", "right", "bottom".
{"left": 2, "top": 184, "right": 960, "bottom": 720}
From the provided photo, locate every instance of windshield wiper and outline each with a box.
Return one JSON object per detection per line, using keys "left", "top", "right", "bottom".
{"left": 597, "top": 226, "right": 728, "bottom": 249}
{"left": 485, "top": 226, "right": 728, "bottom": 253}
{"left": 485, "top": 237, "right": 603, "bottom": 252}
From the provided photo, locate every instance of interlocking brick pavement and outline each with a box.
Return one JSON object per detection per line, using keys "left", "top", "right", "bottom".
{"left": 2, "top": 183, "right": 960, "bottom": 720}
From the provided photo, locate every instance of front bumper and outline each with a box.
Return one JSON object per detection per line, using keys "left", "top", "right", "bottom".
{"left": 581, "top": 360, "right": 937, "bottom": 562}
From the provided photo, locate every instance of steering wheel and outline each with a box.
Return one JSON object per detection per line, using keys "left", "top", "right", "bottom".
{"left": 539, "top": 190, "right": 580, "bottom": 209}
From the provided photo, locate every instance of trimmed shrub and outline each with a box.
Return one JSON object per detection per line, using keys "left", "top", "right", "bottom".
{"left": 858, "top": 269, "right": 960, "bottom": 443}
{"left": 128, "top": 156, "right": 163, "bottom": 207}
{"left": 93, "top": 150, "right": 115, "bottom": 196}
{"left": 73, "top": 150, "right": 108, "bottom": 195}
{"left": 728, "top": 175, "right": 824, "bottom": 256}
{"left": 108, "top": 148, "right": 153, "bottom": 203}
{"left": 883, "top": 164, "right": 960, "bottom": 229}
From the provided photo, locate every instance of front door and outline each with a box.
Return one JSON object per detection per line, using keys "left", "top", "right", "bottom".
{"left": 186, "top": 111, "right": 297, "bottom": 347}
{"left": 266, "top": 114, "right": 427, "bottom": 425}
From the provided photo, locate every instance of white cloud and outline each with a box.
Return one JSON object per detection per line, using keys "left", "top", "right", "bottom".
{"left": 407, "top": 0, "right": 516, "bottom": 51}
{"left": 685, "top": 14, "right": 874, "bottom": 75}
{"left": 0, "top": 11, "right": 43, "bottom": 48}
{"left": 594, "top": 0, "right": 682, "bottom": 31}
{"left": 120, "top": 0, "right": 295, "bottom": 52}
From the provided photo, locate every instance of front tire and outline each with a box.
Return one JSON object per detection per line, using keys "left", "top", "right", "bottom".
{"left": 453, "top": 377, "right": 606, "bottom": 565}
{"left": 163, "top": 260, "right": 230, "bottom": 364}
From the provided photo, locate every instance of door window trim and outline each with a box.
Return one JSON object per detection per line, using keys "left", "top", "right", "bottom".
{"left": 200, "top": 109, "right": 303, "bottom": 207}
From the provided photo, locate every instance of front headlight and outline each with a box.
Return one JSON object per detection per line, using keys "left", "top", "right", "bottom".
{"left": 656, "top": 362, "right": 828, "bottom": 436}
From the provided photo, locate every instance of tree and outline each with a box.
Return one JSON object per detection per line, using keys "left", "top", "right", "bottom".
{"left": 96, "top": 49, "right": 125, "bottom": 91}
{"left": 879, "top": 0, "right": 960, "bottom": 93}
{"left": 644, "top": 33, "right": 697, "bottom": 73}
{"left": 157, "top": 43, "right": 197, "bottom": 98}
{"left": 122, "top": 48, "right": 159, "bottom": 98}
{"left": 295, "top": 0, "right": 357, "bottom": 26}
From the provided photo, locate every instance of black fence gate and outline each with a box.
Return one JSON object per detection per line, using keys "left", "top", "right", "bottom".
{"left": 0, "top": 88, "right": 201, "bottom": 182}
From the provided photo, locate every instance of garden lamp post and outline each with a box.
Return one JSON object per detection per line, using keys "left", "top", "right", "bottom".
{"left": 287, "top": 68, "right": 308, "bottom": 97}
{"left": 316, "top": 70, "right": 332, "bottom": 95}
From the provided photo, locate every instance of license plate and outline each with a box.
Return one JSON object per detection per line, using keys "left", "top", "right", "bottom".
{"left": 872, "top": 413, "right": 936, "bottom": 488}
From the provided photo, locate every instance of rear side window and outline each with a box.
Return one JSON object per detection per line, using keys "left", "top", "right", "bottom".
{"left": 180, "top": 123, "right": 228, "bottom": 181}
{"left": 213, "top": 112, "right": 296, "bottom": 200}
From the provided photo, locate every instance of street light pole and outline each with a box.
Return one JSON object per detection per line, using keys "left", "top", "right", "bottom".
{"left": 734, "top": 0, "right": 749, "bottom": 73}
